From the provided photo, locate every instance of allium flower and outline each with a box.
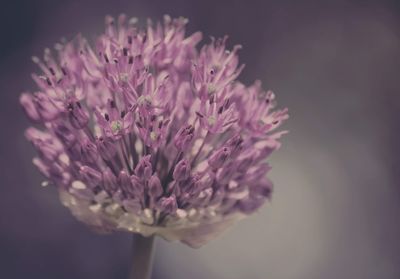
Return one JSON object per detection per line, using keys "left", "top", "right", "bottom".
{"left": 20, "top": 15, "right": 288, "bottom": 248}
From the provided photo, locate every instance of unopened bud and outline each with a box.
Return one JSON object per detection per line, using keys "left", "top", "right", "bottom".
{"left": 80, "top": 166, "right": 102, "bottom": 187}
{"left": 174, "top": 125, "right": 195, "bottom": 150}
{"left": 96, "top": 137, "right": 117, "bottom": 160}
{"left": 135, "top": 155, "right": 152, "bottom": 179}
{"left": 20, "top": 93, "right": 40, "bottom": 121}
{"left": 208, "top": 147, "right": 231, "bottom": 170}
{"left": 173, "top": 159, "right": 190, "bottom": 181}
{"left": 148, "top": 174, "right": 163, "bottom": 198}
{"left": 102, "top": 169, "right": 117, "bottom": 193}
{"left": 67, "top": 101, "right": 89, "bottom": 129}
{"left": 157, "top": 195, "right": 177, "bottom": 214}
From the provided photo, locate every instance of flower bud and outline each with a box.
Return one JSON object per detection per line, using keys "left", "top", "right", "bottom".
{"left": 130, "top": 175, "right": 144, "bottom": 196}
{"left": 102, "top": 169, "right": 117, "bottom": 193}
{"left": 157, "top": 195, "right": 177, "bottom": 214}
{"left": 226, "top": 134, "right": 243, "bottom": 148}
{"left": 226, "top": 134, "right": 243, "bottom": 156}
{"left": 174, "top": 125, "right": 195, "bottom": 151}
{"left": 119, "top": 170, "right": 133, "bottom": 197}
{"left": 79, "top": 166, "right": 102, "bottom": 187}
{"left": 20, "top": 93, "right": 40, "bottom": 121}
{"left": 135, "top": 155, "right": 152, "bottom": 179}
{"left": 250, "top": 179, "right": 273, "bottom": 198}
{"left": 34, "top": 92, "right": 60, "bottom": 121}
{"left": 67, "top": 101, "right": 89, "bottom": 129}
{"left": 208, "top": 146, "right": 231, "bottom": 170}
{"left": 148, "top": 174, "right": 163, "bottom": 199}
{"left": 237, "top": 157, "right": 253, "bottom": 173}
{"left": 173, "top": 159, "right": 190, "bottom": 181}
{"left": 237, "top": 196, "right": 265, "bottom": 214}
{"left": 96, "top": 136, "right": 117, "bottom": 160}
{"left": 25, "top": 128, "right": 60, "bottom": 161}
{"left": 54, "top": 124, "right": 76, "bottom": 147}
{"left": 80, "top": 139, "right": 98, "bottom": 164}
{"left": 66, "top": 143, "right": 81, "bottom": 161}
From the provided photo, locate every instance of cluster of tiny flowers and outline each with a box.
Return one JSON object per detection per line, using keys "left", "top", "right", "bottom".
{"left": 20, "top": 15, "right": 288, "bottom": 247}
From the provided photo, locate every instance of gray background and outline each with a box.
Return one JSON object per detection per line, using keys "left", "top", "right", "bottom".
{"left": 0, "top": 0, "right": 399, "bottom": 278}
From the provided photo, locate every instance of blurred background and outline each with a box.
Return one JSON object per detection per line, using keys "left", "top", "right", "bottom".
{"left": 1, "top": 0, "right": 399, "bottom": 278}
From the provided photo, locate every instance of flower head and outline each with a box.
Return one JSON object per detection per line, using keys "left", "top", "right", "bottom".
{"left": 21, "top": 15, "right": 288, "bottom": 247}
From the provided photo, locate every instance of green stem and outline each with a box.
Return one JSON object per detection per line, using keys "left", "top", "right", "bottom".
{"left": 129, "top": 234, "right": 156, "bottom": 279}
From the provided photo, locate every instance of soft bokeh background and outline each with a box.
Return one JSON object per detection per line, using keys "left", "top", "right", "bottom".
{"left": 1, "top": 0, "right": 399, "bottom": 278}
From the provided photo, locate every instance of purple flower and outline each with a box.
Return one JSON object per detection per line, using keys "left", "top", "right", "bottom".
{"left": 21, "top": 15, "right": 288, "bottom": 248}
{"left": 94, "top": 100, "right": 134, "bottom": 139}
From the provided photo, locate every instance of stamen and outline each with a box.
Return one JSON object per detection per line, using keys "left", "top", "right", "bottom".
{"left": 209, "top": 94, "right": 214, "bottom": 104}
{"left": 195, "top": 111, "right": 204, "bottom": 118}
{"left": 224, "top": 98, "right": 230, "bottom": 109}
{"left": 136, "top": 121, "right": 143, "bottom": 128}
{"left": 46, "top": 77, "right": 52, "bottom": 86}
{"left": 103, "top": 53, "right": 110, "bottom": 63}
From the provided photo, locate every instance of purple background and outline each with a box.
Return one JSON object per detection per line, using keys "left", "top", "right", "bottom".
{"left": 1, "top": 0, "right": 399, "bottom": 278}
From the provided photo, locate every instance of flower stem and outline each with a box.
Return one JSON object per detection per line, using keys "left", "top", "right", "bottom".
{"left": 129, "top": 234, "right": 156, "bottom": 279}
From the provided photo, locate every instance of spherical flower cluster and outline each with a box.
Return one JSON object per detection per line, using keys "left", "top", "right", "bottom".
{"left": 20, "top": 15, "right": 288, "bottom": 247}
